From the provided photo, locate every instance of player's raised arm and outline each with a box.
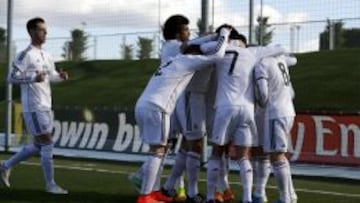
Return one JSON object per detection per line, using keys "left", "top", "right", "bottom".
{"left": 250, "top": 44, "right": 288, "bottom": 62}
{"left": 200, "top": 27, "right": 231, "bottom": 58}
{"left": 254, "top": 61, "right": 269, "bottom": 107}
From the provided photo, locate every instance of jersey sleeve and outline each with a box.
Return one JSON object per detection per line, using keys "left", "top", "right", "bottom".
{"left": 201, "top": 28, "right": 230, "bottom": 58}
{"left": 8, "top": 53, "right": 36, "bottom": 84}
{"left": 254, "top": 61, "right": 269, "bottom": 107}
{"left": 188, "top": 33, "right": 217, "bottom": 45}
{"left": 47, "top": 55, "right": 63, "bottom": 82}
{"left": 252, "top": 45, "right": 287, "bottom": 61}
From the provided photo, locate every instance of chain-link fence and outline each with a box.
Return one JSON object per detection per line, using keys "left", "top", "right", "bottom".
{"left": 1, "top": 0, "right": 359, "bottom": 61}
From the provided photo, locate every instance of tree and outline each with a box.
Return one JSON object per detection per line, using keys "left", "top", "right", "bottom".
{"left": 319, "top": 19, "right": 345, "bottom": 50}
{"left": 0, "top": 27, "right": 6, "bottom": 62}
{"left": 120, "top": 44, "right": 133, "bottom": 60}
{"left": 342, "top": 28, "right": 360, "bottom": 48}
{"left": 255, "top": 16, "right": 274, "bottom": 46}
{"left": 137, "top": 37, "right": 153, "bottom": 59}
{"left": 197, "top": 18, "right": 205, "bottom": 36}
{"left": 62, "top": 29, "right": 88, "bottom": 61}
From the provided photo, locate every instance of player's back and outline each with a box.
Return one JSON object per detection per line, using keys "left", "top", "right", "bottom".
{"left": 261, "top": 55, "right": 295, "bottom": 118}
{"left": 214, "top": 44, "right": 256, "bottom": 108}
{"left": 137, "top": 54, "right": 218, "bottom": 113}
{"left": 160, "top": 40, "right": 182, "bottom": 65}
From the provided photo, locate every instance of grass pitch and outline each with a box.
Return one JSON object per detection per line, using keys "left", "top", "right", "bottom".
{"left": 0, "top": 154, "right": 360, "bottom": 203}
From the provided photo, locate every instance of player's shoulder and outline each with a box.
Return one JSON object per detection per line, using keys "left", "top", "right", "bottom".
{"left": 15, "top": 46, "right": 33, "bottom": 62}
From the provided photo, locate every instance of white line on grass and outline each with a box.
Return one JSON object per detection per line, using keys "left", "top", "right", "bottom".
{"left": 22, "top": 161, "right": 360, "bottom": 199}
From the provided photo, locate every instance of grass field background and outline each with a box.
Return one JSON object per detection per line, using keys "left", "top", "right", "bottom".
{"left": 0, "top": 154, "right": 360, "bottom": 203}
{"left": 1, "top": 48, "right": 360, "bottom": 132}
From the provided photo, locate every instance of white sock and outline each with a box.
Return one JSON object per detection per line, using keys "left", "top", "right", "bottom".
{"left": 3, "top": 144, "right": 40, "bottom": 169}
{"left": 272, "top": 160, "right": 291, "bottom": 203}
{"left": 40, "top": 143, "right": 56, "bottom": 187}
{"left": 206, "top": 156, "right": 220, "bottom": 201}
{"left": 141, "top": 155, "right": 162, "bottom": 195}
{"left": 163, "top": 150, "right": 186, "bottom": 191}
{"left": 254, "top": 157, "right": 271, "bottom": 198}
{"left": 186, "top": 151, "right": 201, "bottom": 197}
{"left": 237, "top": 158, "right": 253, "bottom": 202}
{"left": 153, "top": 156, "right": 166, "bottom": 191}
{"left": 218, "top": 154, "right": 230, "bottom": 191}
{"left": 175, "top": 175, "right": 185, "bottom": 189}
{"left": 285, "top": 159, "right": 297, "bottom": 199}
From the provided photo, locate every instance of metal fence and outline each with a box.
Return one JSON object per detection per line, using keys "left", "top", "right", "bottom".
{"left": 1, "top": 0, "right": 359, "bottom": 61}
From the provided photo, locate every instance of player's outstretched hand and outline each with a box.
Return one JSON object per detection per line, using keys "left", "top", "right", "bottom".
{"left": 35, "top": 71, "right": 46, "bottom": 82}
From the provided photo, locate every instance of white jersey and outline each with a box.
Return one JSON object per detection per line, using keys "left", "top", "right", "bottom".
{"left": 248, "top": 45, "right": 287, "bottom": 62}
{"left": 255, "top": 55, "right": 296, "bottom": 119}
{"left": 8, "top": 45, "right": 63, "bottom": 112}
{"left": 136, "top": 29, "right": 230, "bottom": 114}
{"left": 160, "top": 39, "right": 182, "bottom": 65}
{"left": 214, "top": 44, "right": 256, "bottom": 108}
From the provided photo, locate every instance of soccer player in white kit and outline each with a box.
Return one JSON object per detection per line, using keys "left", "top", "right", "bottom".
{"left": 0, "top": 17, "right": 68, "bottom": 194}
{"left": 129, "top": 15, "right": 190, "bottom": 201}
{"left": 206, "top": 28, "right": 258, "bottom": 203}
{"left": 254, "top": 54, "right": 298, "bottom": 203}
{"left": 135, "top": 27, "right": 230, "bottom": 203}
{"left": 162, "top": 33, "right": 219, "bottom": 203}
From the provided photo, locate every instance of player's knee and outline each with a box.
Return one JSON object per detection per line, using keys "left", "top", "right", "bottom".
{"left": 149, "top": 145, "right": 167, "bottom": 157}
{"left": 211, "top": 144, "right": 226, "bottom": 157}
{"left": 250, "top": 146, "right": 266, "bottom": 157}
{"left": 235, "top": 146, "right": 251, "bottom": 160}
{"left": 187, "top": 139, "right": 203, "bottom": 154}
{"left": 180, "top": 138, "right": 188, "bottom": 151}
{"left": 40, "top": 143, "right": 54, "bottom": 159}
{"left": 270, "top": 152, "right": 286, "bottom": 162}
{"left": 34, "top": 133, "right": 53, "bottom": 145}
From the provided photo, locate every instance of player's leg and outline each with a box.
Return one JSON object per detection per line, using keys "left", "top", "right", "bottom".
{"left": 252, "top": 107, "right": 271, "bottom": 203}
{"left": 216, "top": 145, "right": 235, "bottom": 203}
{"left": 161, "top": 140, "right": 187, "bottom": 202}
{"left": 233, "top": 109, "right": 256, "bottom": 203}
{"left": 135, "top": 106, "right": 172, "bottom": 203}
{"left": 33, "top": 111, "right": 67, "bottom": 194}
{"left": 0, "top": 112, "right": 42, "bottom": 188}
{"left": 264, "top": 117, "right": 294, "bottom": 203}
{"left": 184, "top": 92, "right": 207, "bottom": 202}
{"left": 206, "top": 144, "right": 225, "bottom": 202}
{"left": 251, "top": 149, "right": 270, "bottom": 203}
{"left": 185, "top": 139, "right": 204, "bottom": 202}
{"left": 206, "top": 107, "right": 233, "bottom": 202}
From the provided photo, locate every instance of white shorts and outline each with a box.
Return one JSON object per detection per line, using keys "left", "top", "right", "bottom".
{"left": 23, "top": 111, "right": 54, "bottom": 136}
{"left": 176, "top": 92, "right": 206, "bottom": 140}
{"left": 263, "top": 117, "right": 294, "bottom": 153}
{"left": 135, "top": 105, "right": 170, "bottom": 146}
{"left": 211, "top": 106, "right": 257, "bottom": 146}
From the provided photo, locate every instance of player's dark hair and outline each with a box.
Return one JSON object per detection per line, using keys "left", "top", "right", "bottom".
{"left": 233, "top": 32, "right": 247, "bottom": 45}
{"left": 215, "top": 24, "right": 233, "bottom": 34}
{"left": 216, "top": 24, "right": 247, "bottom": 45}
{"left": 162, "top": 15, "right": 189, "bottom": 40}
{"left": 183, "top": 44, "right": 203, "bottom": 55}
{"left": 26, "top": 17, "right": 45, "bottom": 34}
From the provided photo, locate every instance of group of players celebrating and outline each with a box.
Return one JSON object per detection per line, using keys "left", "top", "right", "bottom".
{"left": 132, "top": 14, "right": 298, "bottom": 203}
